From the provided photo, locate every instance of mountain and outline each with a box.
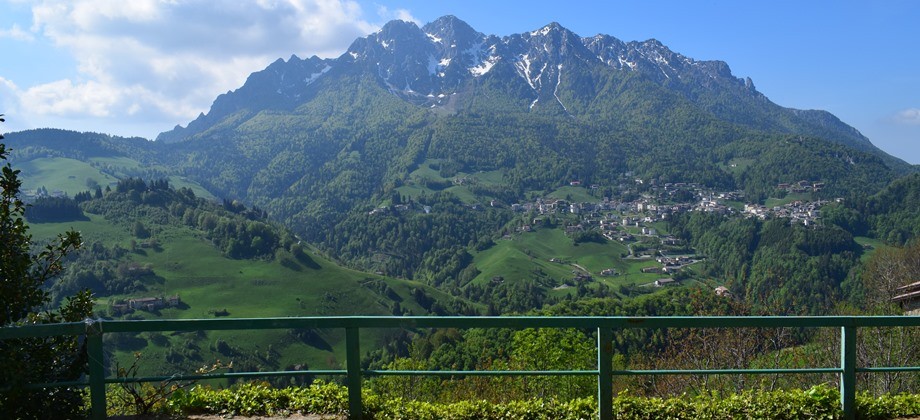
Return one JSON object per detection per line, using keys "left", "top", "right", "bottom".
{"left": 10, "top": 17, "right": 916, "bottom": 304}
{"left": 159, "top": 15, "right": 884, "bottom": 156}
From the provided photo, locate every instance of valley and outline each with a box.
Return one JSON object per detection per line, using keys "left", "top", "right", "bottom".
{"left": 2, "top": 14, "right": 920, "bottom": 413}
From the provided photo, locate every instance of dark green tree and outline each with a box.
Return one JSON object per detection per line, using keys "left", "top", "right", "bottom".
{"left": 0, "top": 115, "right": 94, "bottom": 418}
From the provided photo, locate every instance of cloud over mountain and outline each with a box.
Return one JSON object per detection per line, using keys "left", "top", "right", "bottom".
{"left": 6, "top": 0, "right": 383, "bottom": 136}
{"left": 893, "top": 108, "right": 920, "bottom": 125}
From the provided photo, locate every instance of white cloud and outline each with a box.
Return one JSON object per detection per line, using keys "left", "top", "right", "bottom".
{"left": 0, "top": 24, "right": 35, "bottom": 41}
{"left": 376, "top": 5, "right": 420, "bottom": 26}
{"left": 13, "top": 0, "right": 384, "bottom": 136}
{"left": 892, "top": 108, "right": 920, "bottom": 125}
{"left": 0, "top": 77, "right": 22, "bottom": 115}
{"left": 0, "top": 77, "right": 31, "bottom": 133}
{"left": 20, "top": 79, "right": 120, "bottom": 117}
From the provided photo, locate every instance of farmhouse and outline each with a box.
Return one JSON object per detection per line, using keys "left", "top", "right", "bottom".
{"left": 892, "top": 281, "right": 920, "bottom": 313}
{"left": 126, "top": 295, "right": 182, "bottom": 312}
{"left": 655, "top": 278, "right": 677, "bottom": 287}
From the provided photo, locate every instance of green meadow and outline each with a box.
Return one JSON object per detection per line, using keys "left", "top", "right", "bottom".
{"left": 470, "top": 228, "right": 670, "bottom": 298}
{"left": 16, "top": 155, "right": 217, "bottom": 200}
{"left": 854, "top": 236, "right": 887, "bottom": 263}
{"left": 17, "top": 157, "right": 118, "bottom": 195}
{"left": 397, "top": 160, "right": 507, "bottom": 204}
{"left": 765, "top": 192, "right": 814, "bottom": 208}
{"left": 546, "top": 186, "right": 600, "bottom": 203}
{"left": 30, "top": 211, "right": 461, "bottom": 379}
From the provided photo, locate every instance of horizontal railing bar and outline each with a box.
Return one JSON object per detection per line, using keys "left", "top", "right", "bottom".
{"left": 4, "top": 316, "right": 920, "bottom": 339}
{"left": 364, "top": 370, "right": 600, "bottom": 377}
{"left": 11, "top": 380, "right": 89, "bottom": 390}
{"left": 69, "top": 315, "right": 920, "bottom": 334}
{"left": 611, "top": 368, "right": 842, "bottom": 376}
{"left": 0, "top": 322, "right": 86, "bottom": 339}
{"left": 857, "top": 366, "right": 920, "bottom": 373}
{"left": 107, "top": 370, "right": 348, "bottom": 384}
{"left": 12, "top": 366, "right": 852, "bottom": 388}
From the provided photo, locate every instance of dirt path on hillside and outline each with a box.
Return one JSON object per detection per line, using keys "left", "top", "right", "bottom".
{"left": 571, "top": 263, "right": 589, "bottom": 273}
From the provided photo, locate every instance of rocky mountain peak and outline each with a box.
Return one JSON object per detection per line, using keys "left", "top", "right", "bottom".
{"left": 522, "top": 21, "right": 591, "bottom": 58}
{"left": 422, "top": 15, "right": 483, "bottom": 48}
{"left": 421, "top": 14, "right": 487, "bottom": 77}
{"left": 159, "top": 15, "right": 875, "bottom": 151}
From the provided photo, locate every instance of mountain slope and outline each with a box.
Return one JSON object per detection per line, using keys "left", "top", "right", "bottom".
{"left": 11, "top": 16, "right": 915, "bottom": 297}
{"left": 134, "top": 17, "right": 915, "bottom": 285}
{"left": 26, "top": 179, "right": 477, "bottom": 375}
{"left": 160, "top": 16, "right": 892, "bottom": 159}
{"left": 5, "top": 129, "right": 215, "bottom": 199}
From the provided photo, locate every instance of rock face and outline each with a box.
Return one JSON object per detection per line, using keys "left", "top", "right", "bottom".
{"left": 159, "top": 15, "right": 873, "bottom": 152}
{"left": 13, "top": 17, "right": 913, "bottom": 292}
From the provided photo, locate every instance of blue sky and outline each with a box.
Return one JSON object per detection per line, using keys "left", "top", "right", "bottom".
{"left": 1, "top": 0, "right": 918, "bottom": 164}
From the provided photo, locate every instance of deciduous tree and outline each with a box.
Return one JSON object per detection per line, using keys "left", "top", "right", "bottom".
{"left": 0, "top": 115, "right": 94, "bottom": 418}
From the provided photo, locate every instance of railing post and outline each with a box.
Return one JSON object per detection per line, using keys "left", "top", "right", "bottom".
{"left": 346, "top": 327, "right": 363, "bottom": 420}
{"left": 597, "top": 327, "right": 613, "bottom": 420}
{"left": 840, "top": 325, "right": 856, "bottom": 420}
{"left": 86, "top": 320, "right": 106, "bottom": 420}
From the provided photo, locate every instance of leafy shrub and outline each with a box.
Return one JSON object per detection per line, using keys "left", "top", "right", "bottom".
{"left": 0, "top": 119, "right": 92, "bottom": 419}
{"left": 104, "top": 380, "right": 920, "bottom": 419}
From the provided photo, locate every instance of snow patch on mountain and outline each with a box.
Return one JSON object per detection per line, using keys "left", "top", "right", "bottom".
{"left": 426, "top": 33, "right": 443, "bottom": 44}
{"left": 553, "top": 64, "right": 569, "bottom": 114}
{"left": 532, "top": 25, "right": 555, "bottom": 37}
{"left": 470, "top": 55, "right": 499, "bottom": 76}
{"left": 515, "top": 55, "right": 538, "bottom": 89}
{"left": 619, "top": 57, "right": 636, "bottom": 70}
{"left": 304, "top": 65, "right": 332, "bottom": 85}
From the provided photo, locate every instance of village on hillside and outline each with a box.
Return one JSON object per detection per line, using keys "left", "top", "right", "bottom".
{"left": 364, "top": 173, "right": 836, "bottom": 291}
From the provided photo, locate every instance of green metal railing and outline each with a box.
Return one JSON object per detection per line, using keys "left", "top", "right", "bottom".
{"left": 3, "top": 316, "right": 920, "bottom": 419}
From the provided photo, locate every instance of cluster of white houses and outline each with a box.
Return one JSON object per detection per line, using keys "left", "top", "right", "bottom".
{"left": 512, "top": 192, "right": 830, "bottom": 227}
{"left": 743, "top": 200, "right": 829, "bottom": 226}
{"left": 777, "top": 180, "right": 825, "bottom": 194}
{"left": 375, "top": 177, "right": 833, "bottom": 232}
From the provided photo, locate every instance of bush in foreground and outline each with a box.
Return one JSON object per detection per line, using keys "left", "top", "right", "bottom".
{"left": 103, "top": 380, "right": 920, "bottom": 419}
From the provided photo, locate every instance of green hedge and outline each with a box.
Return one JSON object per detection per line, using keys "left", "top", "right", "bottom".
{"left": 128, "top": 381, "right": 920, "bottom": 419}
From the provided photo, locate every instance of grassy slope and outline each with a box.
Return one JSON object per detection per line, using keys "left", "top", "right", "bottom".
{"left": 470, "top": 228, "right": 668, "bottom": 298}
{"left": 854, "top": 236, "right": 887, "bottom": 263}
{"left": 764, "top": 192, "right": 814, "bottom": 208}
{"left": 30, "top": 211, "right": 454, "bottom": 377}
{"left": 17, "top": 157, "right": 119, "bottom": 195}
{"left": 397, "top": 160, "right": 507, "bottom": 204}
{"left": 16, "top": 155, "right": 217, "bottom": 200}
{"left": 547, "top": 186, "right": 601, "bottom": 203}
{"left": 15, "top": 151, "right": 452, "bottom": 376}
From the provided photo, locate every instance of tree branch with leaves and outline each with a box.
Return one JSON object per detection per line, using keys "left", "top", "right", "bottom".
{"left": 0, "top": 115, "right": 94, "bottom": 418}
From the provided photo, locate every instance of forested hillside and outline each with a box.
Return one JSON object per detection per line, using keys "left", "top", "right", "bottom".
{"left": 136, "top": 18, "right": 910, "bottom": 290}
{"left": 6, "top": 16, "right": 917, "bottom": 319}
{"left": 22, "top": 177, "right": 482, "bottom": 379}
{"left": 5, "top": 16, "right": 920, "bottom": 412}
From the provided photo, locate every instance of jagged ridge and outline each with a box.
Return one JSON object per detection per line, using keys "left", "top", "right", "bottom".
{"left": 159, "top": 15, "right": 881, "bottom": 157}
